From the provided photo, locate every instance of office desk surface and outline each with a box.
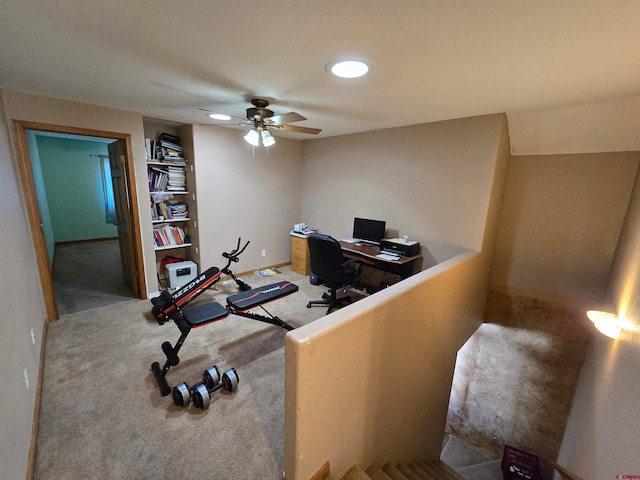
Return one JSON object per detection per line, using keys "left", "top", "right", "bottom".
{"left": 339, "top": 241, "right": 421, "bottom": 266}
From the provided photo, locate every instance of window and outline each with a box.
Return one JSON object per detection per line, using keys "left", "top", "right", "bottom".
{"left": 99, "top": 156, "right": 116, "bottom": 225}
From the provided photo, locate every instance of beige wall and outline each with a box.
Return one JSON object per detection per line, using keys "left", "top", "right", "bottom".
{"left": 285, "top": 251, "right": 486, "bottom": 480}
{"left": 0, "top": 93, "right": 47, "bottom": 478}
{"left": 286, "top": 115, "right": 510, "bottom": 479}
{"left": 192, "top": 124, "right": 304, "bottom": 271}
{"left": 508, "top": 95, "right": 640, "bottom": 155}
{"left": 0, "top": 90, "right": 158, "bottom": 295}
{"left": 557, "top": 165, "right": 640, "bottom": 478}
{"left": 499, "top": 97, "right": 640, "bottom": 476}
{"left": 490, "top": 152, "right": 639, "bottom": 303}
{"left": 301, "top": 114, "right": 506, "bottom": 261}
{"left": 0, "top": 90, "right": 305, "bottom": 298}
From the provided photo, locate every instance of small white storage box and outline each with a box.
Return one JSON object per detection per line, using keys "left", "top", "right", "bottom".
{"left": 166, "top": 261, "right": 197, "bottom": 290}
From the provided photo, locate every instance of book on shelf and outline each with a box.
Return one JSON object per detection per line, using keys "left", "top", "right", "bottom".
{"left": 167, "top": 167, "right": 186, "bottom": 190}
{"left": 148, "top": 168, "right": 169, "bottom": 191}
{"left": 145, "top": 138, "right": 152, "bottom": 160}
{"left": 151, "top": 200, "right": 189, "bottom": 221}
{"left": 158, "top": 133, "right": 183, "bottom": 159}
{"left": 148, "top": 165, "right": 189, "bottom": 192}
{"left": 159, "top": 132, "right": 181, "bottom": 146}
{"left": 168, "top": 200, "right": 188, "bottom": 218}
{"left": 146, "top": 133, "right": 189, "bottom": 162}
{"left": 153, "top": 223, "right": 187, "bottom": 248}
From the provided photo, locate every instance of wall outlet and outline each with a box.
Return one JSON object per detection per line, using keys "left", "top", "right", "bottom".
{"left": 261, "top": 249, "right": 266, "bottom": 257}
{"left": 24, "top": 368, "right": 29, "bottom": 390}
{"left": 31, "top": 328, "right": 36, "bottom": 345}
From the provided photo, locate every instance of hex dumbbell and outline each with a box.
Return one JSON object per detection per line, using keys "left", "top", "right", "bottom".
{"left": 172, "top": 366, "right": 239, "bottom": 409}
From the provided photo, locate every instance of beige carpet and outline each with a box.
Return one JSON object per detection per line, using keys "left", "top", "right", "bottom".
{"left": 52, "top": 240, "right": 134, "bottom": 315}
{"left": 35, "top": 267, "right": 361, "bottom": 479}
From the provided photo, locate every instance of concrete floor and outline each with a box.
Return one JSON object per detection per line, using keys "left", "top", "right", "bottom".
{"left": 446, "top": 290, "right": 592, "bottom": 478}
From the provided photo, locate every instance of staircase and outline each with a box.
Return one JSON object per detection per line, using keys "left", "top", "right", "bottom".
{"left": 338, "top": 435, "right": 503, "bottom": 480}
{"left": 341, "top": 460, "right": 465, "bottom": 480}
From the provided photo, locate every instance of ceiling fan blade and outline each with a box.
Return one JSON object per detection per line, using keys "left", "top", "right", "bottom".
{"left": 266, "top": 112, "right": 307, "bottom": 125}
{"left": 272, "top": 124, "right": 322, "bottom": 135}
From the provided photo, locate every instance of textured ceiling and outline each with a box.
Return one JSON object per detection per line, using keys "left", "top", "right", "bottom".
{"left": 1, "top": 1, "right": 639, "bottom": 139}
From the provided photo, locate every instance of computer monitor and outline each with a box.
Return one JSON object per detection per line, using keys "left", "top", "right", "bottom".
{"left": 353, "top": 217, "right": 386, "bottom": 244}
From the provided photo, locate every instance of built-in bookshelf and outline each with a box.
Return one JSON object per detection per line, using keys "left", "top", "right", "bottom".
{"left": 143, "top": 118, "right": 199, "bottom": 288}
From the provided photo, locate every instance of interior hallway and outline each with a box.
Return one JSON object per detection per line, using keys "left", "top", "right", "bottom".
{"left": 52, "top": 239, "right": 134, "bottom": 315}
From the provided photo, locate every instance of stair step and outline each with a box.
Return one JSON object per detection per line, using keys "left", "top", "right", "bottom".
{"left": 341, "top": 464, "right": 374, "bottom": 480}
{"left": 440, "top": 435, "right": 491, "bottom": 469}
{"left": 366, "top": 463, "right": 393, "bottom": 480}
{"left": 396, "top": 463, "right": 422, "bottom": 480}
{"left": 418, "top": 460, "right": 464, "bottom": 480}
{"left": 407, "top": 463, "right": 433, "bottom": 479}
{"left": 456, "top": 459, "right": 502, "bottom": 480}
{"left": 383, "top": 463, "right": 410, "bottom": 480}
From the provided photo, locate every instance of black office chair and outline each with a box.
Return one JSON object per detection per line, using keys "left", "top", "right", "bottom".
{"left": 306, "top": 233, "right": 361, "bottom": 314}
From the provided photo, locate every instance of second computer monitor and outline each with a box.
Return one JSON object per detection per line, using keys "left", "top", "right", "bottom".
{"left": 353, "top": 217, "right": 386, "bottom": 244}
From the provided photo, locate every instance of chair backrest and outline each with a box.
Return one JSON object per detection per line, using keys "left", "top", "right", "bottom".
{"left": 307, "top": 233, "right": 347, "bottom": 284}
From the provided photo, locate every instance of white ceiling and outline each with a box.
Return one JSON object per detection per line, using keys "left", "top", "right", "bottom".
{"left": 1, "top": 1, "right": 639, "bottom": 140}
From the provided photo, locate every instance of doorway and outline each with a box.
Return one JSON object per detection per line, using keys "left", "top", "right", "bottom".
{"left": 12, "top": 121, "right": 146, "bottom": 321}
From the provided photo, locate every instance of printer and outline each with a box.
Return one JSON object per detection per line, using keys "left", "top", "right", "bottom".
{"left": 380, "top": 238, "right": 420, "bottom": 257}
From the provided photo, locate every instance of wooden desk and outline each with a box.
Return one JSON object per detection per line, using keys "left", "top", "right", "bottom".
{"left": 338, "top": 241, "right": 422, "bottom": 280}
{"left": 291, "top": 235, "right": 310, "bottom": 275}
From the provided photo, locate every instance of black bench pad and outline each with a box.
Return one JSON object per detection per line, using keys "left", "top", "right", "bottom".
{"left": 183, "top": 301, "right": 228, "bottom": 327}
{"left": 227, "top": 281, "right": 298, "bottom": 312}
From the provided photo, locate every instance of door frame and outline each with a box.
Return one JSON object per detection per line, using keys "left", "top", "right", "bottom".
{"left": 12, "top": 120, "right": 147, "bottom": 321}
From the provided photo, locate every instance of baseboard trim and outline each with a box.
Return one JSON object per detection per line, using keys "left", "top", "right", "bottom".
{"left": 235, "top": 261, "right": 291, "bottom": 279}
{"left": 55, "top": 237, "right": 119, "bottom": 246}
{"left": 26, "top": 319, "right": 48, "bottom": 480}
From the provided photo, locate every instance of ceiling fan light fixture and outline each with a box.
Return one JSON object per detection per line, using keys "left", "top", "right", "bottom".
{"left": 244, "top": 129, "right": 260, "bottom": 146}
{"left": 326, "top": 59, "right": 369, "bottom": 79}
{"left": 261, "top": 129, "right": 276, "bottom": 147}
{"left": 206, "top": 112, "right": 231, "bottom": 121}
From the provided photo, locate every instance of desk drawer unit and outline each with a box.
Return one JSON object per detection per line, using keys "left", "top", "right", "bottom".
{"left": 291, "top": 235, "right": 310, "bottom": 275}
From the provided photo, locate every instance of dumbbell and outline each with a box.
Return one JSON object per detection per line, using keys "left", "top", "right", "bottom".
{"left": 172, "top": 366, "right": 239, "bottom": 409}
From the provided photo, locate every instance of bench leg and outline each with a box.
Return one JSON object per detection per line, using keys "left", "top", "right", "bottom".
{"left": 151, "top": 321, "right": 192, "bottom": 396}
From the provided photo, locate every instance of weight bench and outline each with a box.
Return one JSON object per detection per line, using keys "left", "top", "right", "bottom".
{"left": 151, "top": 279, "right": 298, "bottom": 396}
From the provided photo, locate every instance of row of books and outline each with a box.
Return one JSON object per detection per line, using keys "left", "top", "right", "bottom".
{"left": 151, "top": 200, "right": 188, "bottom": 221}
{"left": 145, "top": 133, "right": 187, "bottom": 163}
{"left": 153, "top": 224, "right": 188, "bottom": 248}
{"left": 167, "top": 201, "right": 188, "bottom": 218}
{"left": 148, "top": 166, "right": 186, "bottom": 192}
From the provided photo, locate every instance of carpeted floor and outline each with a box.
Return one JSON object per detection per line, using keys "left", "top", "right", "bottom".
{"left": 35, "top": 266, "right": 362, "bottom": 479}
{"left": 52, "top": 240, "right": 134, "bottom": 315}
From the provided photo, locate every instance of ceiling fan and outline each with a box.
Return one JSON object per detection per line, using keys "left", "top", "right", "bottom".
{"left": 200, "top": 98, "right": 321, "bottom": 147}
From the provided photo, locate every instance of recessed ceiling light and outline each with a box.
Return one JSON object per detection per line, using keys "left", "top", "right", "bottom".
{"left": 326, "top": 59, "right": 369, "bottom": 79}
{"left": 207, "top": 112, "right": 231, "bottom": 121}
